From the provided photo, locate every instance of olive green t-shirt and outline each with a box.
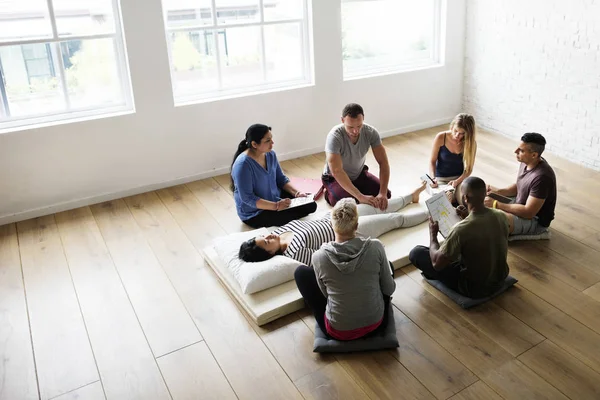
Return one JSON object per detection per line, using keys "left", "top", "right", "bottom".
{"left": 440, "top": 208, "right": 509, "bottom": 298}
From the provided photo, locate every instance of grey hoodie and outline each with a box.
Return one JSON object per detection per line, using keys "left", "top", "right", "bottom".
{"left": 311, "top": 237, "right": 396, "bottom": 331}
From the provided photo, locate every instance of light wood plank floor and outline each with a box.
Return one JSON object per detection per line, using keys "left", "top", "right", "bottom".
{"left": 3, "top": 127, "right": 600, "bottom": 400}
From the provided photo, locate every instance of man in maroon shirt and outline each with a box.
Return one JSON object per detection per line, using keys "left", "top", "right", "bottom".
{"left": 484, "top": 133, "right": 557, "bottom": 237}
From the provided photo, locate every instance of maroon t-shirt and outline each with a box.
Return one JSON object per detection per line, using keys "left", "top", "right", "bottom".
{"left": 515, "top": 159, "right": 557, "bottom": 227}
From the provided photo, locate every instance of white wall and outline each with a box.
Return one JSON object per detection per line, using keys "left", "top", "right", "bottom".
{"left": 463, "top": 0, "right": 600, "bottom": 169}
{"left": 0, "top": 0, "right": 466, "bottom": 224}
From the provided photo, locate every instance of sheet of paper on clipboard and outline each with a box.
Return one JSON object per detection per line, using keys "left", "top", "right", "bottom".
{"left": 425, "top": 192, "right": 462, "bottom": 238}
{"left": 279, "top": 194, "right": 315, "bottom": 211}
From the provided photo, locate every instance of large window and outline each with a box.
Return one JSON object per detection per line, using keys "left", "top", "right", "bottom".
{"left": 0, "top": 0, "right": 132, "bottom": 130}
{"left": 162, "top": 0, "right": 311, "bottom": 103}
{"left": 341, "top": 0, "right": 442, "bottom": 79}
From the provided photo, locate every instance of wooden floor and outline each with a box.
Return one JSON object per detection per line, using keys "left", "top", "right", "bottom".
{"left": 3, "top": 126, "right": 600, "bottom": 400}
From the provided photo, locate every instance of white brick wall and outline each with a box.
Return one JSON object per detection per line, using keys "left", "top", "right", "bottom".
{"left": 463, "top": 0, "right": 600, "bottom": 170}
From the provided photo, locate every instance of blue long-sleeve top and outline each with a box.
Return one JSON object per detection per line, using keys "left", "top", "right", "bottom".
{"left": 232, "top": 151, "right": 290, "bottom": 220}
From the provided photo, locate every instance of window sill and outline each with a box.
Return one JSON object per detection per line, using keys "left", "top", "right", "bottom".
{"left": 0, "top": 107, "right": 135, "bottom": 135}
{"left": 343, "top": 62, "right": 445, "bottom": 82}
{"left": 174, "top": 80, "right": 314, "bottom": 107}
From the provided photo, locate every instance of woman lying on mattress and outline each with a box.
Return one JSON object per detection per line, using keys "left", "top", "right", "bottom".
{"left": 238, "top": 182, "right": 427, "bottom": 266}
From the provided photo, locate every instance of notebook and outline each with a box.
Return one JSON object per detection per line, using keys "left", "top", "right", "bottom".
{"left": 425, "top": 192, "right": 462, "bottom": 238}
{"left": 420, "top": 174, "right": 455, "bottom": 196}
{"left": 426, "top": 184, "right": 454, "bottom": 196}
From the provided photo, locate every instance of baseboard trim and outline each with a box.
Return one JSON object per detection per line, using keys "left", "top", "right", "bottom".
{"left": 379, "top": 116, "right": 452, "bottom": 138}
{"left": 0, "top": 116, "right": 453, "bottom": 226}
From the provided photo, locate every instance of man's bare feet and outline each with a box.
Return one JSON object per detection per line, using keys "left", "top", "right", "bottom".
{"left": 412, "top": 181, "right": 428, "bottom": 203}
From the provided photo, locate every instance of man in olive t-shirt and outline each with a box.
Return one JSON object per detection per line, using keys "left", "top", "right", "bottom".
{"left": 485, "top": 132, "right": 556, "bottom": 236}
{"left": 409, "top": 177, "right": 509, "bottom": 298}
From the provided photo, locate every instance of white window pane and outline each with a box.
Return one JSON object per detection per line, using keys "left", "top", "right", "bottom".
{"left": 52, "top": 0, "right": 115, "bottom": 37}
{"left": 0, "top": 43, "right": 65, "bottom": 118}
{"left": 0, "top": 0, "right": 52, "bottom": 42}
{"left": 264, "top": 23, "right": 303, "bottom": 82}
{"left": 164, "top": 0, "right": 212, "bottom": 29}
{"left": 219, "top": 26, "right": 262, "bottom": 88}
{"left": 163, "top": 0, "right": 311, "bottom": 101}
{"left": 63, "top": 38, "right": 124, "bottom": 109}
{"left": 169, "top": 30, "right": 219, "bottom": 98}
{"left": 263, "top": 0, "right": 303, "bottom": 21}
{"left": 342, "top": 0, "right": 437, "bottom": 77}
{"left": 215, "top": 0, "right": 260, "bottom": 25}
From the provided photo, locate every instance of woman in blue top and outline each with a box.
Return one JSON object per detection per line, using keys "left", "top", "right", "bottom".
{"left": 231, "top": 124, "right": 317, "bottom": 228}
{"left": 428, "top": 113, "right": 477, "bottom": 205}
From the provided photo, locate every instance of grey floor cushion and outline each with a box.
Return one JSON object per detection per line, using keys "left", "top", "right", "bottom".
{"left": 509, "top": 230, "right": 551, "bottom": 241}
{"left": 423, "top": 275, "right": 518, "bottom": 309}
{"left": 313, "top": 307, "right": 399, "bottom": 353}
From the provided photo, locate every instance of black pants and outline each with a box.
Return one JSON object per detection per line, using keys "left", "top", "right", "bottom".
{"left": 294, "top": 265, "right": 391, "bottom": 340}
{"left": 409, "top": 245, "right": 463, "bottom": 292}
{"left": 243, "top": 190, "right": 318, "bottom": 228}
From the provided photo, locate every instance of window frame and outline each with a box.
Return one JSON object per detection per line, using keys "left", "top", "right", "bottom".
{"left": 341, "top": 0, "right": 444, "bottom": 81}
{"left": 21, "top": 43, "right": 55, "bottom": 83}
{"left": 0, "top": 0, "right": 133, "bottom": 131}
{"left": 163, "top": 0, "right": 313, "bottom": 104}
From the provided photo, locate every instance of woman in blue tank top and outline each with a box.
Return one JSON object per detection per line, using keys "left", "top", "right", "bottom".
{"left": 428, "top": 114, "right": 477, "bottom": 204}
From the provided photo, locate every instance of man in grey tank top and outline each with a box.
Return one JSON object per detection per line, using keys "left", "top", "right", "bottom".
{"left": 322, "top": 103, "right": 392, "bottom": 210}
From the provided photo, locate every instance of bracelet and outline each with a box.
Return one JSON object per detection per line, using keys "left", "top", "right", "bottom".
{"left": 493, "top": 200, "right": 498, "bottom": 209}
{"left": 275, "top": 201, "right": 280, "bottom": 211}
{"left": 294, "top": 191, "right": 299, "bottom": 198}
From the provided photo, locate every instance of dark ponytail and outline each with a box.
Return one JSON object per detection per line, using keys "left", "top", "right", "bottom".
{"left": 230, "top": 124, "right": 272, "bottom": 191}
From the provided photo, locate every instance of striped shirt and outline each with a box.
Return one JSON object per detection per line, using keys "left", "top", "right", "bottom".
{"left": 272, "top": 216, "right": 335, "bottom": 266}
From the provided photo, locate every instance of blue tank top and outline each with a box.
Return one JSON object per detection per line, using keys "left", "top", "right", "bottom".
{"left": 435, "top": 134, "right": 464, "bottom": 177}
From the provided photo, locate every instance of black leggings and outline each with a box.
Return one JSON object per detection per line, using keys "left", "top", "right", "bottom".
{"left": 409, "top": 245, "right": 463, "bottom": 292}
{"left": 243, "top": 191, "right": 318, "bottom": 228}
{"left": 294, "top": 265, "right": 391, "bottom": 340}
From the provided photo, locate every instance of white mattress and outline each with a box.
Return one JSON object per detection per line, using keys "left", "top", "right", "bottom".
{"left": 203, "top": 246, "right": 306, "bottom": 326}
{"left": 202, "top": 203, "right": 432, "bottom": 326}
{"left": 379, "top": 214, "right": 431, "bottom": 268}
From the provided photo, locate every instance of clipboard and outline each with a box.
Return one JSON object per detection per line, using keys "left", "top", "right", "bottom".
{"left": 488, "top": 192, "right": 513, "bottom": 204}
{"left": 425, "top": 192, "right": 462, "bottom": 238}
{"left": 279, "top": 194, "right": 315, "bottom": 211}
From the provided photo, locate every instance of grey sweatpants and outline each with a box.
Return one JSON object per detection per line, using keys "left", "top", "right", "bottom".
{"left": 356, "top": 193, "right": 428, "bottom": 239}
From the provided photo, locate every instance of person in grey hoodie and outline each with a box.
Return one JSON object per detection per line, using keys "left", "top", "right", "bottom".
{"left": 294, "top": 198, "right": 396, "bottom": 340}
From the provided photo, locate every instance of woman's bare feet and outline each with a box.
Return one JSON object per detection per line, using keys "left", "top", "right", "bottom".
{"left": 412, "top": 181, "right": 428, "bottom": 203}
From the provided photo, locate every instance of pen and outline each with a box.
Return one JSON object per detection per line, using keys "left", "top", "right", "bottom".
{"left": 425, "top": 173, "right": 436, "bottom": 185}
